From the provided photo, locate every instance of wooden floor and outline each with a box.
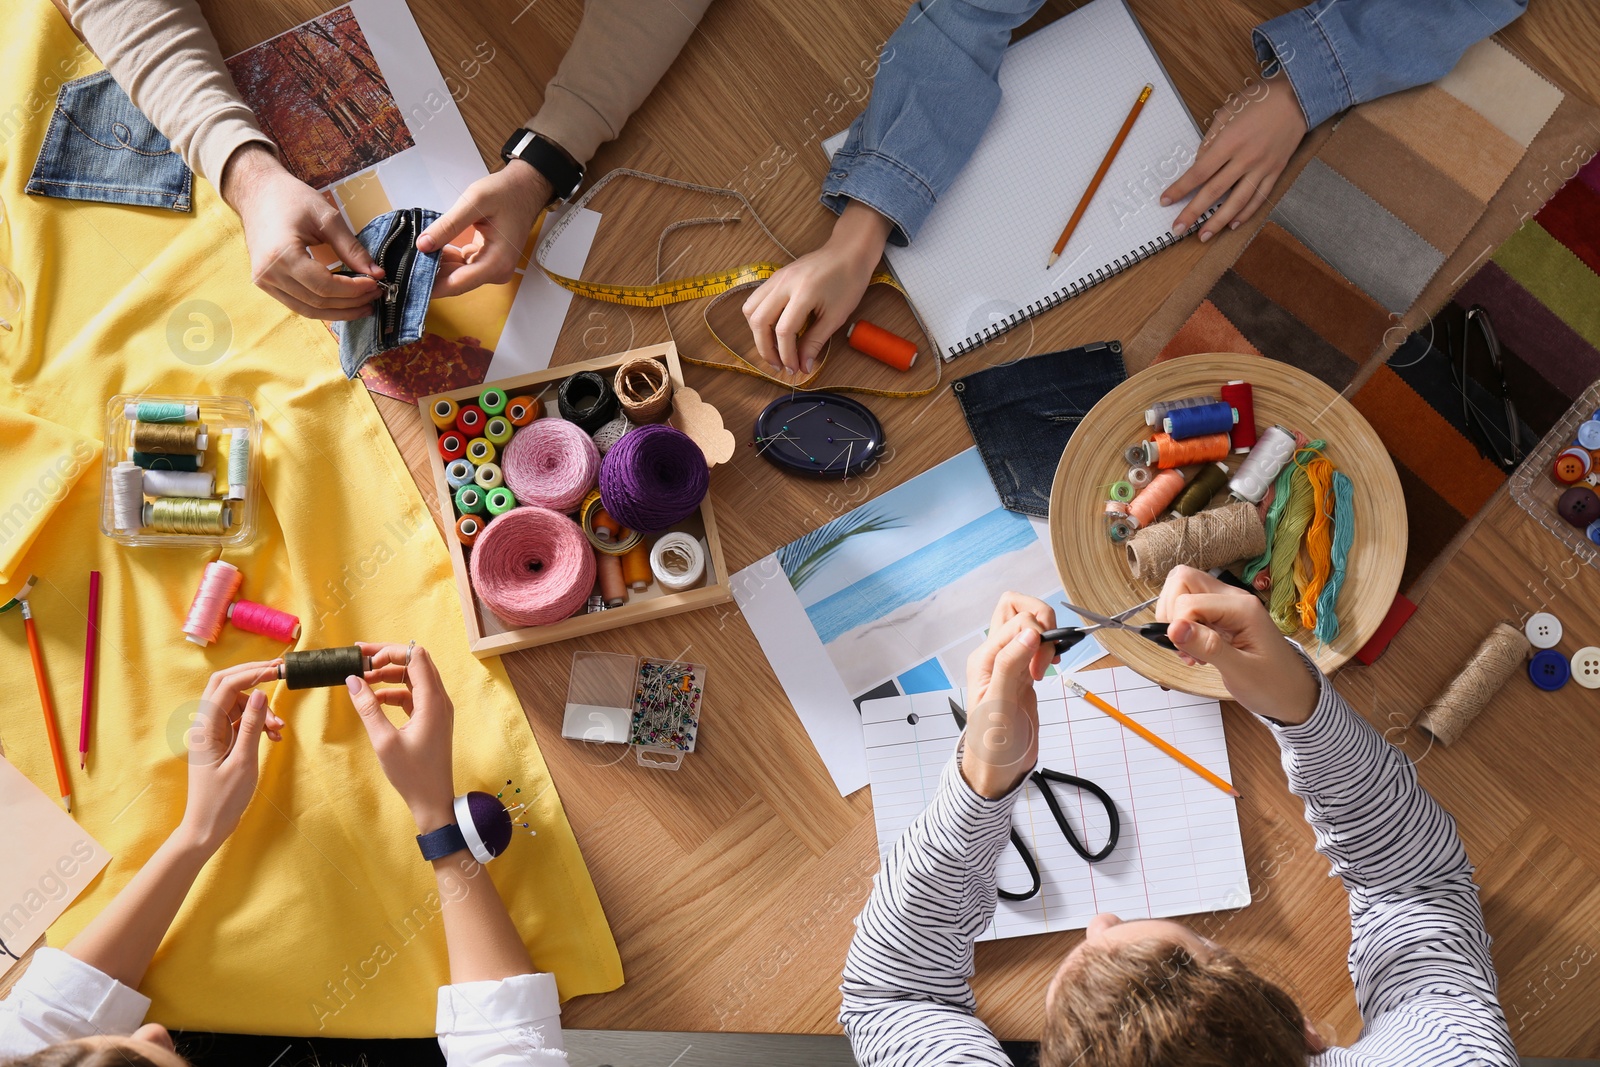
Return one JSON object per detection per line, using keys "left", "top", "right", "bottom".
{"left": 199, "top": 0, "right": 1600, "bottom": 1055}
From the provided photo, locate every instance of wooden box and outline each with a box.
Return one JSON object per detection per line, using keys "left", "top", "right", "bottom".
{"left": 418, "top": 342, "right": 732, "bottom": 657}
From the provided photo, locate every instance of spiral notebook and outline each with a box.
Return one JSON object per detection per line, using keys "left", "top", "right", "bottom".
{"left": 824, "top": 0, "right": 1208, "bottom": 361}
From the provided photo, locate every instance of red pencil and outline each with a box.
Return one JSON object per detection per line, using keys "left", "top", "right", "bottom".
{"left": 79, "top": 571, "right": 100, "bottom": 770}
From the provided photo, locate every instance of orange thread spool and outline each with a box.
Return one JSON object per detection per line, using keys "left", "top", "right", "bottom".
{"left": 621, "top": 540, "right": 653, "bottom": 590}
{"left": 847, "top": 320, "right": 917, "bottom": 372}
{"left": 597, "top": 550, "right": 627, "bottom": 607}
{"left": 1147, "top": 432, "right": 1230, "bottom": 468}
{"left": 455, "top": 514, "right": 482, "bottom": 546}
{"left": 1126, "top": 467, "right": 1186, "bottom": 527}
{"left": 591, "top": 507, "right": 622, "bottom": 542}
{"left": 506, "top": 396, "right": 541, "bottom": 426}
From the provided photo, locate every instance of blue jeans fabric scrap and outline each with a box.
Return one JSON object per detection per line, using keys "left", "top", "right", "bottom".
{"left": 332, "top": 208, "right": 442, "bottom": 379}
{"left": 27, "top": 71, "right": 193, "bottom": 212}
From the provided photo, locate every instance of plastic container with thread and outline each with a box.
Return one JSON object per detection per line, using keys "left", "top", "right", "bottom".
{"left": 101, "top": 394, "right": 260, "bottom": 548}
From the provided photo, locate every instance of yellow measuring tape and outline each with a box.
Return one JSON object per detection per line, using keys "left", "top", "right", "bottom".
{"left": 533, "top": 169, "right": 941, "bottom": 399}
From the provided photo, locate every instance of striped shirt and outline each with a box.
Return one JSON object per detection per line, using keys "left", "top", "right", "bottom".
{"left": 839, "top": 662, "right": 1516, "bottom": 1065}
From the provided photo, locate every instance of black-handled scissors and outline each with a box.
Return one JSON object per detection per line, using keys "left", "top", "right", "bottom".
{"left": 950, "top": 698, "right": 1119, "bottom": 902}
{"left": 1042, "top": 595, "right": 1176, "bottom": 652}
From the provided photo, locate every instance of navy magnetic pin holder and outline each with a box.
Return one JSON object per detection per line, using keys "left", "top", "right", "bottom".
{"left": 753, "top": 392, "right": 884, "bottom": 479}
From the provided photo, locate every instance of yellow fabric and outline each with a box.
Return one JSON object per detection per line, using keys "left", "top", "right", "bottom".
{"left": 0, "top": 408, "right": 100, "bottom": 583}
{"left": 0, "top": 1, "right": 620, "bottom": 1037}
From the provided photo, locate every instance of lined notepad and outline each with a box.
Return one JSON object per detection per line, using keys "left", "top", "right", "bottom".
{"left": 862, "top": 666, "right": 1248, "bottom": 940}
{"left": 825, "top": 0, "right": 1207, "bottom": 360}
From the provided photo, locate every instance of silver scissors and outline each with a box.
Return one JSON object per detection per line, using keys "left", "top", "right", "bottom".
{"left": 1043, "top": 595, "right": 1175, "bottom": 652}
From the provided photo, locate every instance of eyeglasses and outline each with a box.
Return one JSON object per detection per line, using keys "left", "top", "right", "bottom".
{"left": 1445, "top": 304, "right": 1522, "bottom": 472}
{"left": 0, "top": 194, "right": 22, "bottom": 332}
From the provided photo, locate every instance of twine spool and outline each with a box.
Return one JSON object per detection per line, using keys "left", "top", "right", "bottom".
{"left": 598, "top": 423, "right": 709, "bottom": 534}
{"left": 847, "top": 320, "right": 917, "bottom": 372}
{"left": 1125, "top": 501, "right": 1266, "bottom": 583}
{"left": 1126, "top": 467, "right": 1186, "bottom": 527}
{"left": 280, "top": 646, "right": 372, "bottom": 690}
{"left": 614, "top": 357, "right": 673, "bottom": 423}
{"left": 111, "top": 461, "right": 145, "bottom": 530}
{"left": 1173, "top": 462, "right": 1231, "bottom": 517}
{"left": 144, "top": 498, "right": 231, "bottom": 534}
{"left": 226, "top": 430, "right": 249, "bottom": 501}
{"left": 1219, "top": 380, "right": 1257, "bottom": 453}
{"left": 183, "top": 561, "right": 243, "bottom": 646}
{"left": 132, "top": 421, "right": 208, "bottom": 453}
{"left": 469, "top": 506, "right": 596, "bottom": 627}
{"left": 1230, "top": 425, "right": 1296, "bottom": 505}
{"left": 1139, "top": 432, "right": 1231, "bottom": 468}
{"left": 1414, "top": 623, "right": 1530, "bottom": 745}
{"left": 130, "top": 450, "right": 200, "bottom": 472}
{"left": 557, "top": 370, "right": 620, "bottom": 433}
{"left": 143, "top": 469, "right": 213, "bottom": 499}
{"left": 229, "top": 599, "right": 301, "bottom": 642}
{"left": 650, "top": 532, "right": 706, "bottom": 591}
{"left": 502, "top": 417, "right": 600, "bottom": 512}
{"left": 591, "top": 414, "right": 634, "bottom": 455}
{"left": 1144, "top": 394, "right": 1215, "bottom": 427}
{"left": 125, "top": 401, "right": 198, "bottom": 423}
{"left": 1163, "top": 401, "right": 1237, "bottom": 440}
{"left": 622, "top": 540, "right": 653, "bottom": 590}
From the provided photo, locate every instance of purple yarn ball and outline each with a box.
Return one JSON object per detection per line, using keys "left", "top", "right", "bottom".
{"left": 597, "top": 423, "right": 709, "bottom": 534}
{"left": 463, "top": 791, "right": 513, "bottom": 858}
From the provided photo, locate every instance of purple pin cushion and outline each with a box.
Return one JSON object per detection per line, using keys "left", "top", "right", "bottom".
{"left": 455, "top": 791, "right": 514, "bottom": 862}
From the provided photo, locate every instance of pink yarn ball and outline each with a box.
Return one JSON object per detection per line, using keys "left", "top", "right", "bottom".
{"left": 469, "top": 507, "right": 595, "bottom": 627}
{"left": 502, "top": 418, "right": 599, "bottom": 511}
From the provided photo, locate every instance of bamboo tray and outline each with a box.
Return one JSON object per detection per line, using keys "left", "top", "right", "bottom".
{"left": 1049, "top": 353, "right": 1405, "bottom": 697}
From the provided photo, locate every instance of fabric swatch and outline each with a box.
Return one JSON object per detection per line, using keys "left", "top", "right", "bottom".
{"left": 1206, "top": 270, "right": 1359, "bottom": 390}
{"left": 1579, "top": 153, "right": 1600, "bottom": 199}
{"left": 1527, "top": 177, "right": 1600, "bottom": 278}
{"left": 1232, "top": 221, "right": 1392, "bottom": 363}
{"left": 1436, "top": 38, "right": 1563, "bottom": 149}
{"left": 1319, "top": 112, "right": 1485, "bottom": 255}
{"left": 1454, "top": 260, "right": 1600, "bottom": 399}
{"left": 1270, "top": 158, "right": 1446, "bottom": 314}
{"left": 1358, "top": 85, "right": 1524, "bottom": 203}
{"left": 1156, "top": 299, "right": 1260, "bottom": 362}
{"left": 1386, "top": 329, "right": 1549, "bottom": 465}
{"left": 1387, "top": 462, "right": 1468, "bottom": 594}
{"left": 1492, "top": 221, "right": 1600, "bottom": 350}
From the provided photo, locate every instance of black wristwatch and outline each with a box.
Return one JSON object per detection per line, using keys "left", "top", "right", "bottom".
{"left": 501, "top": 128, "right": 583, "bottom": 202}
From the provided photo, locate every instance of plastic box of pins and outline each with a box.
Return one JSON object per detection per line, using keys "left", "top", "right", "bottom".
{"left": 100, "top": 394, "right": 260, "bottom": 548}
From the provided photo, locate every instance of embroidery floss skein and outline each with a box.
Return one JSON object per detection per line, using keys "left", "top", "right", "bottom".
{"left": 1267, "top": 458, "right": 1317, "bottom": 634}
{"left": 1293, "top": 458, "right": 1337, "bottom": 631}
{"left": 650, "top": 532, "right": 706, "bottom": 591}
{"left": 598, "top": 424, "right": 709, "bottom": 534}
{"left": 142, "top": 469, "right": 214, "bottom": 498}
{"left": 1124, "top": 501, "right": 1266, "bottom": 583}
{"left": 469, "top": 506, "right": 595, "bottom": 627}
{"left": 1125, "top": 467, "right": 1186, "bottom": 528}
{"left": 1413, "top": 623, "right": 1530, "bottom": 745}
{"left": 183, "top": 561, "right": 243, "bottom": 646}
{"left": 502, "top": 417, "right": 600, "bottom": 512}
{"left": 1313, "top": 471, "right": 1354, "bottom": 644}
{"left": 111, "top": 461, "right": 145, "bottom": 530}
{"left": 228, "top": 599, "right": 301, "bottom": 642}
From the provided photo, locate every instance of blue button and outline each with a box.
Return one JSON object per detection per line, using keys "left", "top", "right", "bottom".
{"left": 1579, "top": 421, "right": 1600, "bottom": 450}
{"left": 1529, "top": 649, "right": 1570, "bottom": 691}
{"left": 1589, "top": 518, "right": 1600, "bottom": 547}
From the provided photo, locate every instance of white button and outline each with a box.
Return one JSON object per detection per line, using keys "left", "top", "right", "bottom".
{"left": 1525, "top": 612, "right": 1563, "bottom": 649}
{"left": 1573, "top": 647, "right": 1600, "bottom": 690}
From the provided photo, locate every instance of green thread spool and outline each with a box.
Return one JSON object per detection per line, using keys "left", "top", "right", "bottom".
{"left": 130, "top": 450, "right": 201, "bottom": 472}
{"left": 484, "top": 416, "right": 513, "bottom": 446}
{"left": 1109, "top": 480, "right": 1135, "bottom": 503}
{"left": 279, "top": 646, "right": 373, "bottom": 690}
{"left": 479, "top": 388, "right": 507, "bottom": 416}
{"left": 455, "top": 484, "right": 487, "bottom": 515}
{"left": 1173, "top": 462, "right": 1231, "bottom": 517}
{"left": 143, "top": 498, "right": 232, "bottom": 533}
{"left": 124, "top": 401, "right": 197, "bottom": 423}
{"left": 486, "top": 486, "right": 516, "bottom": 515}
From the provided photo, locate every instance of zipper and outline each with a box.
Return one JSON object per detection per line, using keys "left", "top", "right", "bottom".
{"left": 374, "top": 209, "right": 421, "bottom": 349}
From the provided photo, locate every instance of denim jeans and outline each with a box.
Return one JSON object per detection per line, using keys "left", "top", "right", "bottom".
{"left": 26, "top": 72, "right": 192, "bottom": 212}
{"left": 332, "top": 208, "right": 441, "bottom": 378}
{"left": 953, "top": 341, "right": 1126, "bottom": 518}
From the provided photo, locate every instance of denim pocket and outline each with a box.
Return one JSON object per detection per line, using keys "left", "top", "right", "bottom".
{"left": 953, "top": 341, "right": 1127, "bottom": 518}
{"left": 26, "top": 71, "right": 193, "bottom": 212}
{"left": 332, "top": 208, "right": 442, "bottom": 378}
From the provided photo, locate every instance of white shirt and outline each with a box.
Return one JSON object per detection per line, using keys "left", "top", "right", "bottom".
{"left": 0, "top": 948, "right": 568, "bottom": 1065}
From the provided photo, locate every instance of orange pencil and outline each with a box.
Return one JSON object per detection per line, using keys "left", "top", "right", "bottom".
{"left": 3, "top": 577, "right": 72, "bottom": 812}
{"left": 1047, "top": 83, "right": 1153, "bottom": 269}
{"left": 1066, "top": 680, "right": 1240, "bottom": 798}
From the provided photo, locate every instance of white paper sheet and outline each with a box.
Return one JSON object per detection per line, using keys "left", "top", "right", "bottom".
{"left": 490, "top": 207, "right": 603, "bottom": 378}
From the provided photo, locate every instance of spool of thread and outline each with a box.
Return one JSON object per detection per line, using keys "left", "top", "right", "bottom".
{"left": 439, "top": 432, "right": 466, "bottom": 461}
{"left": 503, "top": 417, "right": 600, "bottom": 512}
{"left": 1125, "top": 501, "right": 1266, "bottom": 583}
{"left": 614, "top": 358, "right": 673, "bottom": 423}
{"left": 132, "top": 421, "right": 208, "bottom": 453}
{"left": 142, "top": 469, "right": 214, "bottom": 498}
{"left": 144, "top": 498, "right": 231, "bottom": 534}
{"left": 486, "top": 487, "right": 517, "bottom": 515}
{"left": 479, "top": 388, "right": 507, "bottom": 416}
{"left": 485, "top": 417, "right": 513, "bottom": 447}
{"left": 558, "top": 370, "right": 620, "bottom": 433}
{"left": 599, "top": 424, "right": 710, "bottom": 534}
{"left": 280, "top": 646, "right": 374, "bottom": 690}
{"left": 226, "top": 430, "right": 249, "bottom": 501}
{"left": 1172, "top": 462, "right": 1231, "bottom": 517}
{"left": 1164, "top": 401, "right": 1238, "bottom": 440}
{"left": 455, "top": 405, "right": 486, "bottom": 436}
{"left": 1126, "top": 467, "right": 1186, "bottom": 527}
{"left": 1127, "top": 465, "right": 1152, "bottom": 488}
{"left": 847, "top": 320, "right": 917, "bottom": 371}
{"left": 1414, "top": 623, "right": 1530, "bottom": 745}
{"left": 456, "top": 514, "right": 482, "bottom": 545}
{"left": 130, "top": 450, "right": 202, "bottom": 472}
{"left": 429, "top": 398, "right": 459, "bottom": 429}
{"left": 474, "top": 462, "right": 504, "bottom": 490}
{"left": 125, "top": 401, "right": 199, "bottom": 423}
{"left": 1219, "top": 380, "right": 1257, "bottom": 453}
{"left": 505, "top": 396, "right": 540, "bottom": 426}
{"left": 1229, "top": 425, "right": 1296, "bottom": 504}
{"left": 1107, "top": 516, "right": 1136, "bottom": 543}
{"left": 1109, "top": 480, "right": 1135, "bottom": 503}
{"left": 466, "top": 438, "right": 496, "bottom": 465}
{"left": 650, "top": 532, "right": 706, "bottom": 591}
{"left": 1140, "top": 432, "right": 1231, "bottom": 468}
{"left": 597, "top": 550, "right": 627, "bottom": 607}
{"left": 228, "top": 599, "right": 301, "bottom": 642}
{"left": 455, "top": 484, "right": 487, "bottom": 515}
{"left": 469, "top": 506, "right": 596, "bottom": 627}
{"left": 1104, "top": 500, "right": 1129, "bottom": 517}
{"left": 112, "top": 461, "right": 145, "bottom": 530}
{"left": 1144, "top": 394, "right": 1216, "bottom": 427}
{"left": 592, "top": 414, "right": 633, "bottom": 455}
{"left": 622, "top": 540, "right": 653, "bottom": 590}
{"left": 579, "top": 489, "right": 642, "bottom": 555}
{"left": 183, "top": 561, "right": 243, "bottom": 646}
{"left": 1124, "top": 444, "right": 1149, "bottom": 466}
{"left": 446, "top": 458, "right": 475, "bottom": 488}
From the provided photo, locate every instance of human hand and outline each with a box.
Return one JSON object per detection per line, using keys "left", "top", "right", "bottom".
{"left": 961, "top": 593, "right": 1060, "bottom": 798}
{"left": 415, "top": 162, "right": 552, "bottom": 298}
{"left": 1155, "top": 566, "right": 1319, "bottom": 724}
{"left": 1161, "top": 72, "right": 1307, "bottom": 242}
{"left": 742, "top": 200, "right": 891, "bottom": 377}
{"left": 177, "top": 660, "right": 286, "bottom": 854}
{"left": 220, "top": 144, "right": 383, "bottom": 320}
{"left": 344, "top": 643, "right": 457, "bottom": 831}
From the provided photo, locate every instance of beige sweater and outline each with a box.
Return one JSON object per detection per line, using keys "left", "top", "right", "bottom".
{"left": 64, "top": 0, "right": 713, "bottom": 189}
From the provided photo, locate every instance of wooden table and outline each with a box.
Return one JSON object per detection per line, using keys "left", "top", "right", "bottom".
{"left": 198, "top": 0, "right": 1600, "bottom": 1055}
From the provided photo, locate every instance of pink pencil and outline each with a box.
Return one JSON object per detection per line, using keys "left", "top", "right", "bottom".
{"left": 79, "top": 571, "right": 100, "bottom": 770}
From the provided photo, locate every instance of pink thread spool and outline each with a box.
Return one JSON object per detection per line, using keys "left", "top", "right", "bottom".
{"left": 229, "top": 599, "right": 302, "bottom": 642}
{"left": 184, "top": 561, "right": 244, "bottom": 646}
{"left": 469, "top": 506, "right": 596, "bottom": 627}
{"left": 502, "top": 418, "right": 600, "bottom": 512}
